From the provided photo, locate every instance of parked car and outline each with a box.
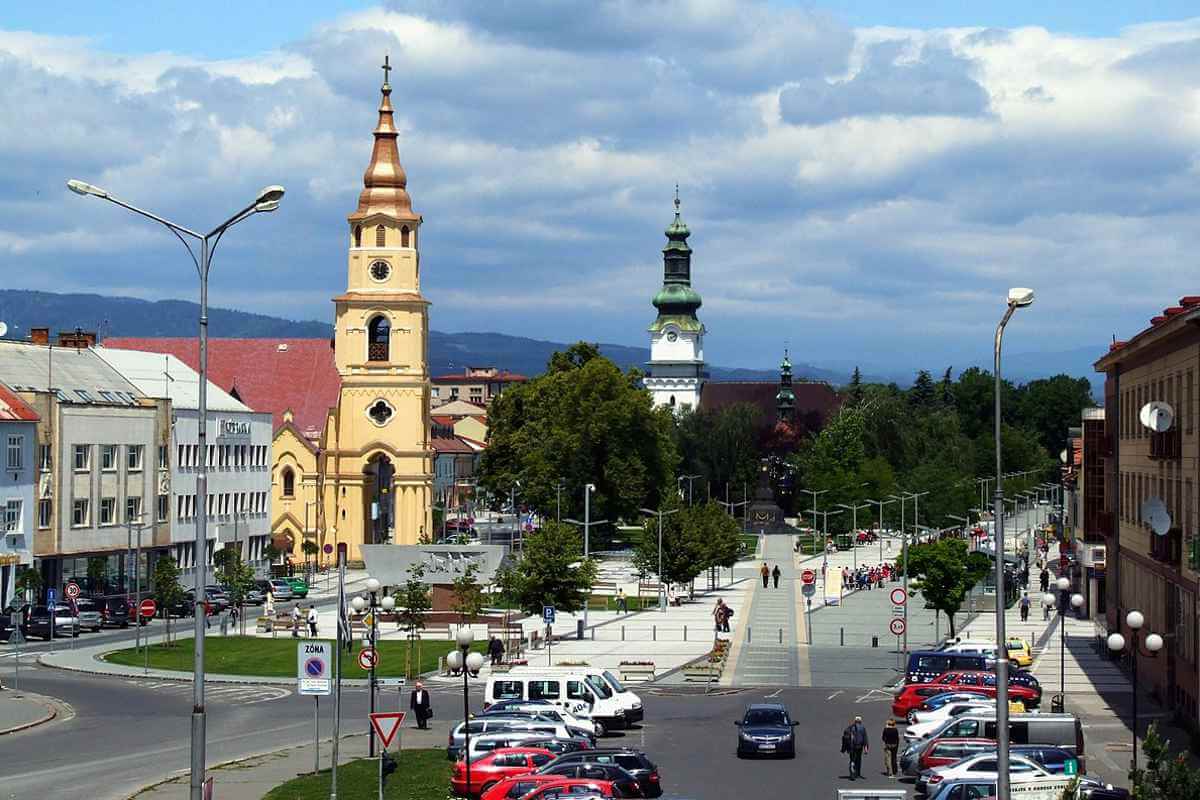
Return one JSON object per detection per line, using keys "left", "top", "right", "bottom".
{"left": 268, "top": 579, "right": 294, "bottom": 601}
{"left": 72, "top": 598, "right": 103, "bottom": 632}
{"left": 99, "top": 597, "right": 133, "bottom": 627}
{"left": 284, "top": 577, "right": 309, "bottom": 598}
{"left": 735, "top": 703, "right": 798, "bottom": 759}
{"left": 908, "top": 700, "right": 996, "bottom": 737}
{"left": 894, "top": 683, "right": 996, "bottom": 718}
{"left": 1006, "top": 637, "right": 1034, "bottom": 667}
{"left": 26, "top": 604, "right": 79, "bottom": 639}
{"left": 901, "top": 713, "right": 1086, "bottom": 772}
{"left": 538, "top": 749, "right": 661, "bottom": 797}
{"left": 450, "top": 747, "right": 555, "bottom": 797}
{"left": 518, "top": 737, "right": 596, "bottom": 757}
{"left": 909, "top": 691, "right": 991, "bottom": 721}
{"left": 479, "top": 708, "right": 597, "bottom": 740}
{"left": 1011, "top": 745, "right": 1083, "bottom": 775}
{"left": 462, "top": 733, "right": 588, "bottom": 763}
{"left": 913, "top": 738, "right": 996, "bottom": 774}
{"left": 534, "top": 763, "right": 642, "bottom": 798}
{"left": 522, "top": 779, "right": 634, "bottom": 799}
{"left": 918, "top": 752, "right": 1051, "bottom": 795}
{"left": 928, "top": 670, "right": 1042, "bottom": 705}
{"left": 203, "top": 585, "right": 230, "bottom": 612}
{"left": 449, "top": 718, "right": 583, "bottom": 760}
{"left": 905, "top": 650, "right": 991, "bottom": 684}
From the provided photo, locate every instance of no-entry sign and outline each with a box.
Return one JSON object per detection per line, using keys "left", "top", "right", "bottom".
{"left": 890, "top": 587, "right": 907, "bottom": 606}
{"left": 801, "top": 569, "right": 816, "bottom": 585}
{"left": 139, "top": 598, "right": 157, "bottom": 618}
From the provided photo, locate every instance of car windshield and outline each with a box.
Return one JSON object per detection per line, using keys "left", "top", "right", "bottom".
{"left": 585, "top": 676, "right": 612, "bottom": 698}
{"left": 744, "top": 709, "right": 788, "bottom": 726}
{"left": 602, "top": 670, "right": 627, "bottom": 693}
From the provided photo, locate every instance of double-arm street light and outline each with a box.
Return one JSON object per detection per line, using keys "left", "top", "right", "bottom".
{"left": 640, "top": 507, "right": 680, "bottom": 612}
{"left": 1106, "top": 610, "right": 1163, "bottom": 772}
{"left": 866, "top": 497, "right": 897, "bottom": 562}
{"left": 447, "top": 629, "right": 485, "bottom": 793}
{"left": 68, "top": 178, "right": 285, "bottom": 800}
{"left": 993, "top": 286, "right": 1034, "bottom": 800}
{"left": 1043, "top": 576, "right": 1084, "bottom": 713}
{"left": 677, "top": 474, "right": 701, "bottom": 506}
{"left": 800, "top": 488, "right": 829, "bottom": 551}
{"left": 838, "top": 501, "right": 873, "bottom": 571}
{"left": 351, "top": 578, "right": 392, "bottom": 757}
{"left": 564, "top": 483, "right": 606, "bottom": 633}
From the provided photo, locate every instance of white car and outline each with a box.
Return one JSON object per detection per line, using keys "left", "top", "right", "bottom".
{"left": 906, "top": 701, "right": 994, "bottom": 740}
{"left": 920, "top": 753, "right": 1051, "bottom": 796}
{"left": 484, "top": 703, "right": 598, "bottom": 736}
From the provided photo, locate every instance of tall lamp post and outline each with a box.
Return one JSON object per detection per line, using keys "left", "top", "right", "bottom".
{"left": 1044, "top": 576, "right": 1084, "bottom": 713}
{"left": 68, "top": 178, "right": 285, "bottom": 800}
{"left": 677, "top": 474, "right": 701, "bottom": 506}
{"left": 446, "top": 629, "right": 485, "bottom": 791}
{"left": 993, "top": 286, "right": 1034, "bottom": 800}
{"left": 564, "top": 484, "right": 606, "bottom": 633}
{"left": 866, "top": 497, "right": 896, "bottom": 562}
{"left": 351, "top": 577, "right": 390, "bottom": 757}
{"left": 838, "top": 501, "right": 872, "bottom": 571}
{"left": 1106, "top": 611, "right": 1163, "bottom": 772}
{"left": 640, "top": 507, "right": 680, "bottom": 612}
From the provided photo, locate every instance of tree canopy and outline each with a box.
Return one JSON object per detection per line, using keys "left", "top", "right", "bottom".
{"left": 902, "top": 538, "right": 992, "bottom": 636}
{"left": 496, "top": 521, "right": 598, "bottom": 617}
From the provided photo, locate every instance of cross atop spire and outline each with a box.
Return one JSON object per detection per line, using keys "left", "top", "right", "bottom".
{"left": 674, "top": 183, "right": 680, "bottom": 213}
{"left": 381, "top": 54, "right": 392, "bottom": 87}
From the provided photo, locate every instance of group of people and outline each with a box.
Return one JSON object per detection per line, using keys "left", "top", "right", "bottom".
{"left": 759, "top": 563, "right": 783, "bottom": 588}
{"left": 843, "top": 564, "right": 891, "bottom": 591}
{"left": 712, "top": 598, "right": 734, "bottom": 632}
{"left": 840, "top": 716, "right": 902, "bottom": 780}
{"left": 288, "top": 603, "right": 320, "bottom": 638}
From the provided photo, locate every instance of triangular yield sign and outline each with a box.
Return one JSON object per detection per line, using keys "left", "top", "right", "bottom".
{"left": 369, "top": 711, "right": 406, "bottom": 749}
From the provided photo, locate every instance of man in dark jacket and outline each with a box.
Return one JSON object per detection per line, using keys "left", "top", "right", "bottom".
{"left": 840, "top": 715, "right": 869, "bottom": 779}
{"left": 488, "top": 634, "right": 505, "bottom": 666}
{"left": 409, "top": 681, "right": 432, "bottom": 729}
{"left": 771, "top": 564, "right": 782, "bottom": 588}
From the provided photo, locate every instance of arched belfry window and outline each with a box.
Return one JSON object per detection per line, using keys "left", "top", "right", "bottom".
{"left": 375, "top": 225, "right": 386, "bottom": 247}
{"left": 368, "top": 315, "right": 390, "bottom": 362}
{"left": 354, "top": 225, "right": 362, "bottom": 247}
{"left": 401, "top": 225, "right": 410, "bottom": 247}
{"left": 281, "top": 467, "right": 295, "bottom": 498}
{"left": 669, "top": 395, "right": 676, "bottom": 407}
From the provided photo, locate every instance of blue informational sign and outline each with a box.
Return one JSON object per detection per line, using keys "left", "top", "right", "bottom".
{"left": 47, "top": 588, "right": 56, "bottom": 604}
{"left": 543, "top": 605, "right": 555, "bottom": 624}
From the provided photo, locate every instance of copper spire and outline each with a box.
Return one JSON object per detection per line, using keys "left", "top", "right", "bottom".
{"left": 349, "top": 56, "right": 419, "bottom": 222}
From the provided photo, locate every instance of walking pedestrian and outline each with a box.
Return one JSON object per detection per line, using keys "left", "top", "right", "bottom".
{"left": 713, "top": 599, "right": 727, "bottom": 633}
{"left": 881, "top": 719, "right": 899, "bottom": 777}
{"left": 290, "top": 603, "right": 301, "bottom": 638}
{"left": 488, "top": 634, "right": 505, "bottom": 666}
{"left": 841, "top": 715, "right": 869, "bottom": 780}
{"left": 1019, "top": 593, "right": 1031, "bottom": 622}
{"left": 760, "top": 563, "right": 770, "bottom": 589}
{"left": 306, "top": 604, "right": 318, "bottom": 637}
{"left": 409, "top": 680, "right": 432, "bottom": 729}
{"left": 616, "top": 587, "right": 628, "bottom": 613}
{"left": 1039, "top": 568, "right": 1049, "bottom": 593}
{"left": 771, "top": 564, "right": 781, "bottom": 589}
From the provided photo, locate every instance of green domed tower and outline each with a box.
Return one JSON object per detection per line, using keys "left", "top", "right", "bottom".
{"left": 776, "top": 350, "right": 795, "bottom": 423}
{"left": 645, "top": 188, "right": 707, "bottom": 410}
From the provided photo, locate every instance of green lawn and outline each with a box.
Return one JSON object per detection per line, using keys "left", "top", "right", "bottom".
{"left": 585, "top": 594, "right": 655, "bottom": 611}
{"left": 263, "top": 751, "right": 449, "bottom": 800}
{"left": 104, "top": 636, "right": 486, "bottom": 678}
{"left": 739, "top": 534, "right": 759, "bottom": 556}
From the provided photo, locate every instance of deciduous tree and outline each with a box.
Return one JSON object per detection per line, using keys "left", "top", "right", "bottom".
{"left": 495, "top": 522, "right": 597, "bottom": 617}
{"left": 902, "top": 539, "right": 991, "bottom": 637}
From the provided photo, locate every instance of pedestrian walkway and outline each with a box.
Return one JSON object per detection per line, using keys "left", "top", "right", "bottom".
{"left": 729, "top": 535, "right": 802, "bottom": 686}
{"left": 0, "top": 688, "right": 59, "bottom": 735}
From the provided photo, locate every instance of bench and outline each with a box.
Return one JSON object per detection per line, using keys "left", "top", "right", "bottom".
{"left": 591, "top": 580, "right": 618, "bottom": 596}
{"left": 618, "top": 664, "right": 656, "bottom": 683}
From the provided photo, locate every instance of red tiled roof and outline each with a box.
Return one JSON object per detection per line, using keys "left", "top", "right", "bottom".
{"left": 432, "top": 371, "right": 527, "bottom": 384}
{"left": 0, "top": 382, "right": 38, "bottom": 421}
{"left": 431, "top": 436, "right": 475, "bottom": 454}
{"left": 431, "top": 415, "right": 456, "bottom": 426}
{"left": 105, "top": 337, "right": 339, "bottom": 439}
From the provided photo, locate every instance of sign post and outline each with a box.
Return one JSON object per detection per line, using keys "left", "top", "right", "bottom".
{"left": 543, "top": 606, "right": 555, "bottom": 666}
{"left": 299, "top": 641, "right": 332, "bottom": 778}
{"left": 370, "top": 712, "right": 406, "bottom": 800}
{"left": 47, "top": 588, "right": 56, "bottom": 654}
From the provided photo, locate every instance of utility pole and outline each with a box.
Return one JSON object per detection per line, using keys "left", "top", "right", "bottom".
{"left": 640, "top": 507, "right": 680, "bottom": 611}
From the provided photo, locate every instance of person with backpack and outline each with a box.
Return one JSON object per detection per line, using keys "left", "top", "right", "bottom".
{"left": 840, "top": 715, "right": 869, "bottom": 780}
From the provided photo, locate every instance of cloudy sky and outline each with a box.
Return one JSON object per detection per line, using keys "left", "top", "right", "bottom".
{"left": 3, "top": 1, "right": 1200, "bottom": 375}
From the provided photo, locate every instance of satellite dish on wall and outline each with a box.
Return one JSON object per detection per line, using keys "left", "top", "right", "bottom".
{"left": 0, "top": 321, "right": 7, "bottom": 337}
{"left": 1140, "top": 401, "right": 1175, "bottom": 433}
{"left": 1141, "top": 497, "right": 1172, "bottom": 536}
{"left": 1059, "top": 449, "right": 1069, "bottom": 464}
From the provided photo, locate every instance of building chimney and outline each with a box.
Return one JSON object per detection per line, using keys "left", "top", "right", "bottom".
{"left": 30, "top": 327, "right": 49, "bottom": 346}
{"left": 57, "top": 328, "right": 97, "bottom": 349}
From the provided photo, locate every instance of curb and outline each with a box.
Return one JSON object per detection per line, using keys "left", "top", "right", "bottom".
{"left": 0, "top": 691, "right": 60, "bottom": 736}
{"left": 37, "top": 650, "right": 376, "bottom": 687}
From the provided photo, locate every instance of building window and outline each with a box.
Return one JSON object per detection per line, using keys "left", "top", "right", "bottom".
{"left": 101, "top": 444, "right": 117, "bottom": 471}
{"left": 126, "top": 496, "right": 142, "bottom": 523}
{"left": 99, "top": 497, "right": 116, "bottom": 526}
{"left": 469, "top": 387, "right": 484, "bottom": 404}
{"left": 3, "top": 499, "right": 19, "bottom": 532}
{"left": 450, "top": 388, "right": 460, "bottom": 400}
{"left": 158, "top": 445, "right": 168, "bottom": 470}
{"left": 74, "top": 445, "right": 91, "bottom": 471}
{"left": 72, "top": 498, "right": 90, "bottom": 528}
{"left": 127, "top": 445, "right": 144, "bottom": 472}
{"left": 38, "top": 444, "right": 51, "bottom": 472}
{"left": 6, "top": 435, "right": 21, "bottom": 470}
{"left": 368, "top": 315, "right": 390, "bottom": 362}
{"left": 282, "top": 467, "right": 295, "bottom": 498}
{"left": 157, "top": 494, "right": 169, "bottom": 523}
{"left": 375, "top": 224, "right": 386, "bottom": 247}
{"left": 401, "top": 225, "right": 410, "bottom": 247}
{"left": 37, "top": 499, "right": 50, "bottom": 529}
{"left": 354, "top": 225, "right": 362, "bottom": 247}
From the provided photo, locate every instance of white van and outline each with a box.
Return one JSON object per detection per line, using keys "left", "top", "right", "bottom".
{"left": 484, "top": 670, "right": 626, "bottom": 735}
{"left": 507, "top": 666, "right": 644, "bottom": 726}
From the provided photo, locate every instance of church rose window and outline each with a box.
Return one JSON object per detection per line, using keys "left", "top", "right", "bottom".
{"left": 368, "top": 315, "right": 390, "bottom": 361}
{"left": 368, "top": 399, "right": 394, "bottom": 426}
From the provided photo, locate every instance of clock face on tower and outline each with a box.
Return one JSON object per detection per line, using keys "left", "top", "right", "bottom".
{"left": 666, "top": 331, "right": 678, "bottom": 342}
{"left": 369, "top": 260, "right": 391, "bottom": 281}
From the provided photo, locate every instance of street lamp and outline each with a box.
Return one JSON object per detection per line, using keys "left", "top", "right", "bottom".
{"left": 69, "top": 177, "right": 284, "bottom": 800}
{"left": 838, "top": 501, "right": 873, "bottom": 571}
{"left": 993, "top": 286, "right": 1034, "bottom": 800}
{"left": 677, "top": 474, "right": 701, "bottom": 506}
{"left": 447, "top": 628, "right": 485, "bottom": 790}
{"left": 640, "top": 507, "right": 680, "bottom": 612}
{"left": 564, "top": 483, "right": 606, "bottom": 634}
{"left": 1107, "top": 610, "right": 1164, "bottom": 772}
{"left": 352, "top": 577, "right": 384, "bottom": 757}
{"left": 865, "top": 497, "right": 896, "bottom": 562}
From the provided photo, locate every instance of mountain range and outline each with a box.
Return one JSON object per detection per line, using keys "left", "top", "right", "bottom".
{"left": 0, "top": 289, "right": 1101, "bottom": 394}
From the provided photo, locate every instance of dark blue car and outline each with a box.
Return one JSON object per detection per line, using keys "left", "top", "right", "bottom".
{"left": 736, "top": 703, "right": 797, "bottom": 758}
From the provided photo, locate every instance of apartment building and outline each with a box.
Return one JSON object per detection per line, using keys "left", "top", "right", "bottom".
{"left": 431, "top": 366, "right": 525, "bottom": 408}
{"left": 0, "top": 383, "right": 37, "bottom": 607}
{"left": 1095, "top": 296, "right": 1200, "bottom": 728}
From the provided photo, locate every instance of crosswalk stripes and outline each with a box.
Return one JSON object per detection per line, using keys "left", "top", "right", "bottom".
{"left": 122, "top": 679, "right": 290, "bottom": 704}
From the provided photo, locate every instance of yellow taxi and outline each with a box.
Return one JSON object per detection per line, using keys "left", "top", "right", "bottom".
{"left": 1006, "top": 636, "right": 1034, "bottom": 667}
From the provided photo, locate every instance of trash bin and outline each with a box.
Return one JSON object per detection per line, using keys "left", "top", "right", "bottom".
{"left": 577, "top": 619, "right": 584, "bottom": 640}
{"left": 1050, "top": 694, "right": 1064, "bottom": 714}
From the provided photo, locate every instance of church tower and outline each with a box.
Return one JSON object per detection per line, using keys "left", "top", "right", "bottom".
{"left": 645, "top": 188, "right": 706, "bottom": 410}
{"left": 328, "top": 57, "right": 433, "bottom": 553}
{"left": 776, "top": 349, "right": 795, "bottom": 424}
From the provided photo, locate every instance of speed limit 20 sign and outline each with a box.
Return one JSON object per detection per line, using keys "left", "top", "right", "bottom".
{"left": 889, "top": 618, "right": 906, "bottom": 636}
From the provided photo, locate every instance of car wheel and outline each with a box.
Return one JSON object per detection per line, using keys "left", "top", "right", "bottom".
{"left": 906, "top": 711, "right": 917, "bottom": 724}
{"left": 593, "top": 720, "right": 606, "bottom": 737}
{"left": 480, "top": 782, "right": 496, "bottom": 796}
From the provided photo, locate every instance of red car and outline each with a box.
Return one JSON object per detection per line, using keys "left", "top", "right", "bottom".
{"left": 892, "top": 674, "right": 1039, "bottom": 717}
{"left": 451, "top": 748, "right": 555, "bottom": 797}
{"left": 522, "top": 779, "right": 637, "bottom": 799}
{"left": 480, "top": 774, "right": 569, "bottom": 800}
{"left": 916, "top": 738, "right": 996, "bottom": 772}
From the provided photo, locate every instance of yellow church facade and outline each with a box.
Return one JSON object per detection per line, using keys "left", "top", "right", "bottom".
{"left": 269, "top": 63, "right": 433, "bottom": 565}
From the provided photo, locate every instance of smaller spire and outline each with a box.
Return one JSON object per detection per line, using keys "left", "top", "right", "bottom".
{"left": 381, "top": 54, "right": 392, "bottom": 88}
{"left": 674, "top": 183, "right": 680, "bottom": 213}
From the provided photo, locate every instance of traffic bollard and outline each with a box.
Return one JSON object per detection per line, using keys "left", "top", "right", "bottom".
{"left": 840, "top": 627, "right": 844, "bottom": 646}
{"left": 748, "top": 626, "right": 752, "bottom": 643}
{"left": 872, "top": 636, "right": 878, "bottom": 648}
{"left": 683, "top": 625, "right": 687, "bottom": 641}
{"left": 778, "top": 628, "right": 782, "bottom": 644}
{"left": 653, "top": 625, "right": 656, "bottom": 641}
